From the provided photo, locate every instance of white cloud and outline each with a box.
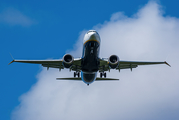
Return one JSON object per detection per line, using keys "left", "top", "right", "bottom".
{"left": 0, "top": 8, "right": 35, "bottom": 27}
{"left": 11, "top": 1, "right": 179, "bottom": 120}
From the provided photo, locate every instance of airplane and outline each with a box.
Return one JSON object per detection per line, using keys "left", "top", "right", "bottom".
{"left": 9, "top": 30, "right": 170, "bottom": 85}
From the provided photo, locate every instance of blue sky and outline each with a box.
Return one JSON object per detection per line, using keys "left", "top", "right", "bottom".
{"left": 1, "top": 0, "right": 179, "bottom": 120}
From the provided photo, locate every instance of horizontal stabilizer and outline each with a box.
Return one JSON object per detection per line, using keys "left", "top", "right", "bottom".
{"left": 96, "top": 78, "right": 119, "bottom": 81}
{"left": 56, "top": 78, "right": 82, "bottom": 80}
{"left": 56, "top": 77, "right": 119, "bottom": 81}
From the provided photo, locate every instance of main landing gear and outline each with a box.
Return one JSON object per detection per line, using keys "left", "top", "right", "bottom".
{"left": 100, "top": 72, "right": 106, "bottom": 78}
{"left": 74, "top": 72, "right": 80, "bottom": 78}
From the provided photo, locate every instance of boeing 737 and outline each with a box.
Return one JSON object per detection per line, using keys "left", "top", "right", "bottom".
{"left": 9, "top": 30, "right": 170, "bottom": 85}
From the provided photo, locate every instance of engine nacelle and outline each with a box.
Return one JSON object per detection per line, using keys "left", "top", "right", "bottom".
{"left": 62, "top": 54, "right": 74, "bottom": 68}
{"left": 108, "top": 55, "right": 119, "bottom": 69}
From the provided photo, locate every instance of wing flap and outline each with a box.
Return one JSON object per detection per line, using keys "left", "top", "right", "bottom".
{"left": 42, "top": 64, "right": 64, "bottom": 69}
{"left": 118, "top": 64, "right": 138, "bottom": 69}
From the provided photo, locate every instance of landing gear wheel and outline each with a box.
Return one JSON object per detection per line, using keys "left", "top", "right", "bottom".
{"left": 100, "top": 72, "right": 107, "bottom": 78}
{"left": 77, "top": 72, "right": 80, "bottom": 78}
{"left": 100, "top": 73, "right": 102, "bottom": 78}
{"left": 74, "top": 72, "right": 80, "bottom": 78}
{"left": 74, "top": 72, "right": 76, "bottom": 77}
{"left": 104, "top": 72, "right": 106, "bottom": 78}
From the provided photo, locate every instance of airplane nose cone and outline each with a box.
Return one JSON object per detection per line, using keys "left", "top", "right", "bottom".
{"left": 83, "top": 30, "right": 101, "bottom": 44}
{"left": 89, "top": 32, "right": 98, "bottom": 40}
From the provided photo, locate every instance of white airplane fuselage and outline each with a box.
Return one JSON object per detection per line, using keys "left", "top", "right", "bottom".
{"left": 81, "top": 30, "right": 101, "bottom": 85}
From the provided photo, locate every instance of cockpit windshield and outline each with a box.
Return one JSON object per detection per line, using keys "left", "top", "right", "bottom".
{"left": 87, "top": 30, "right": 98, "bottom": 34}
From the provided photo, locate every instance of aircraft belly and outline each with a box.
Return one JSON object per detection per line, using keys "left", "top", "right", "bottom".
{"left": 82, "top": 41, "right": 100, "bottom": 72}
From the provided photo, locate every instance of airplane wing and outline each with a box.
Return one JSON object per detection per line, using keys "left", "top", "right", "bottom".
{"left": 9, "top": 58, "right": 82, "bottom": 72}
{"left": 99, "top": 58, "right": 170, "bottom": 72}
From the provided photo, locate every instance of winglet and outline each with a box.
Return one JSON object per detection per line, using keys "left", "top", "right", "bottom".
{"left": 165, "top": 61, "right": 171, "bottom": 67}
{"left": 8, "top": 53, "right": 15, "bottom": 65}
{"left": 8, "top": 60, "right": 15, "bottom": 65}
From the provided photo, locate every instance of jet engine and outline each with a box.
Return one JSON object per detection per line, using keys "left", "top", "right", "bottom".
{"left": 62, "top": 54, "right": 74, "bottom": 68}
{"left": 108, "top": 55, "right": 119, "bottom": 69}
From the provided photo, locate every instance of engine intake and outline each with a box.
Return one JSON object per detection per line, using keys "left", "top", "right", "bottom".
{"left": 62, "top": 54, "right": 74, "bottom": 68}
{"left": 108, "top": 55, "right": 119, "bottom": 69}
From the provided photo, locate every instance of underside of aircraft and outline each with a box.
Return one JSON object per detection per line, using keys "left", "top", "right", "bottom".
{"left": 9, "top": 30, "right": 170, "bottom": 85}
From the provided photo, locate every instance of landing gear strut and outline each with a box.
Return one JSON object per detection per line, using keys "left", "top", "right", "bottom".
{"left": 100, "top": 72, "right": 106, "bottom": 78}
{"left": 74, "top": 72, "right": 80, "bottom": 78}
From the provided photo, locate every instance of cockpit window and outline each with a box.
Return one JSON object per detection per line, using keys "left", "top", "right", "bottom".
{"left": 87, "top": 30, "right": 97, "bottom": 34}
{"left": 88, "top": 42, "right": 99, "bottom": 48}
